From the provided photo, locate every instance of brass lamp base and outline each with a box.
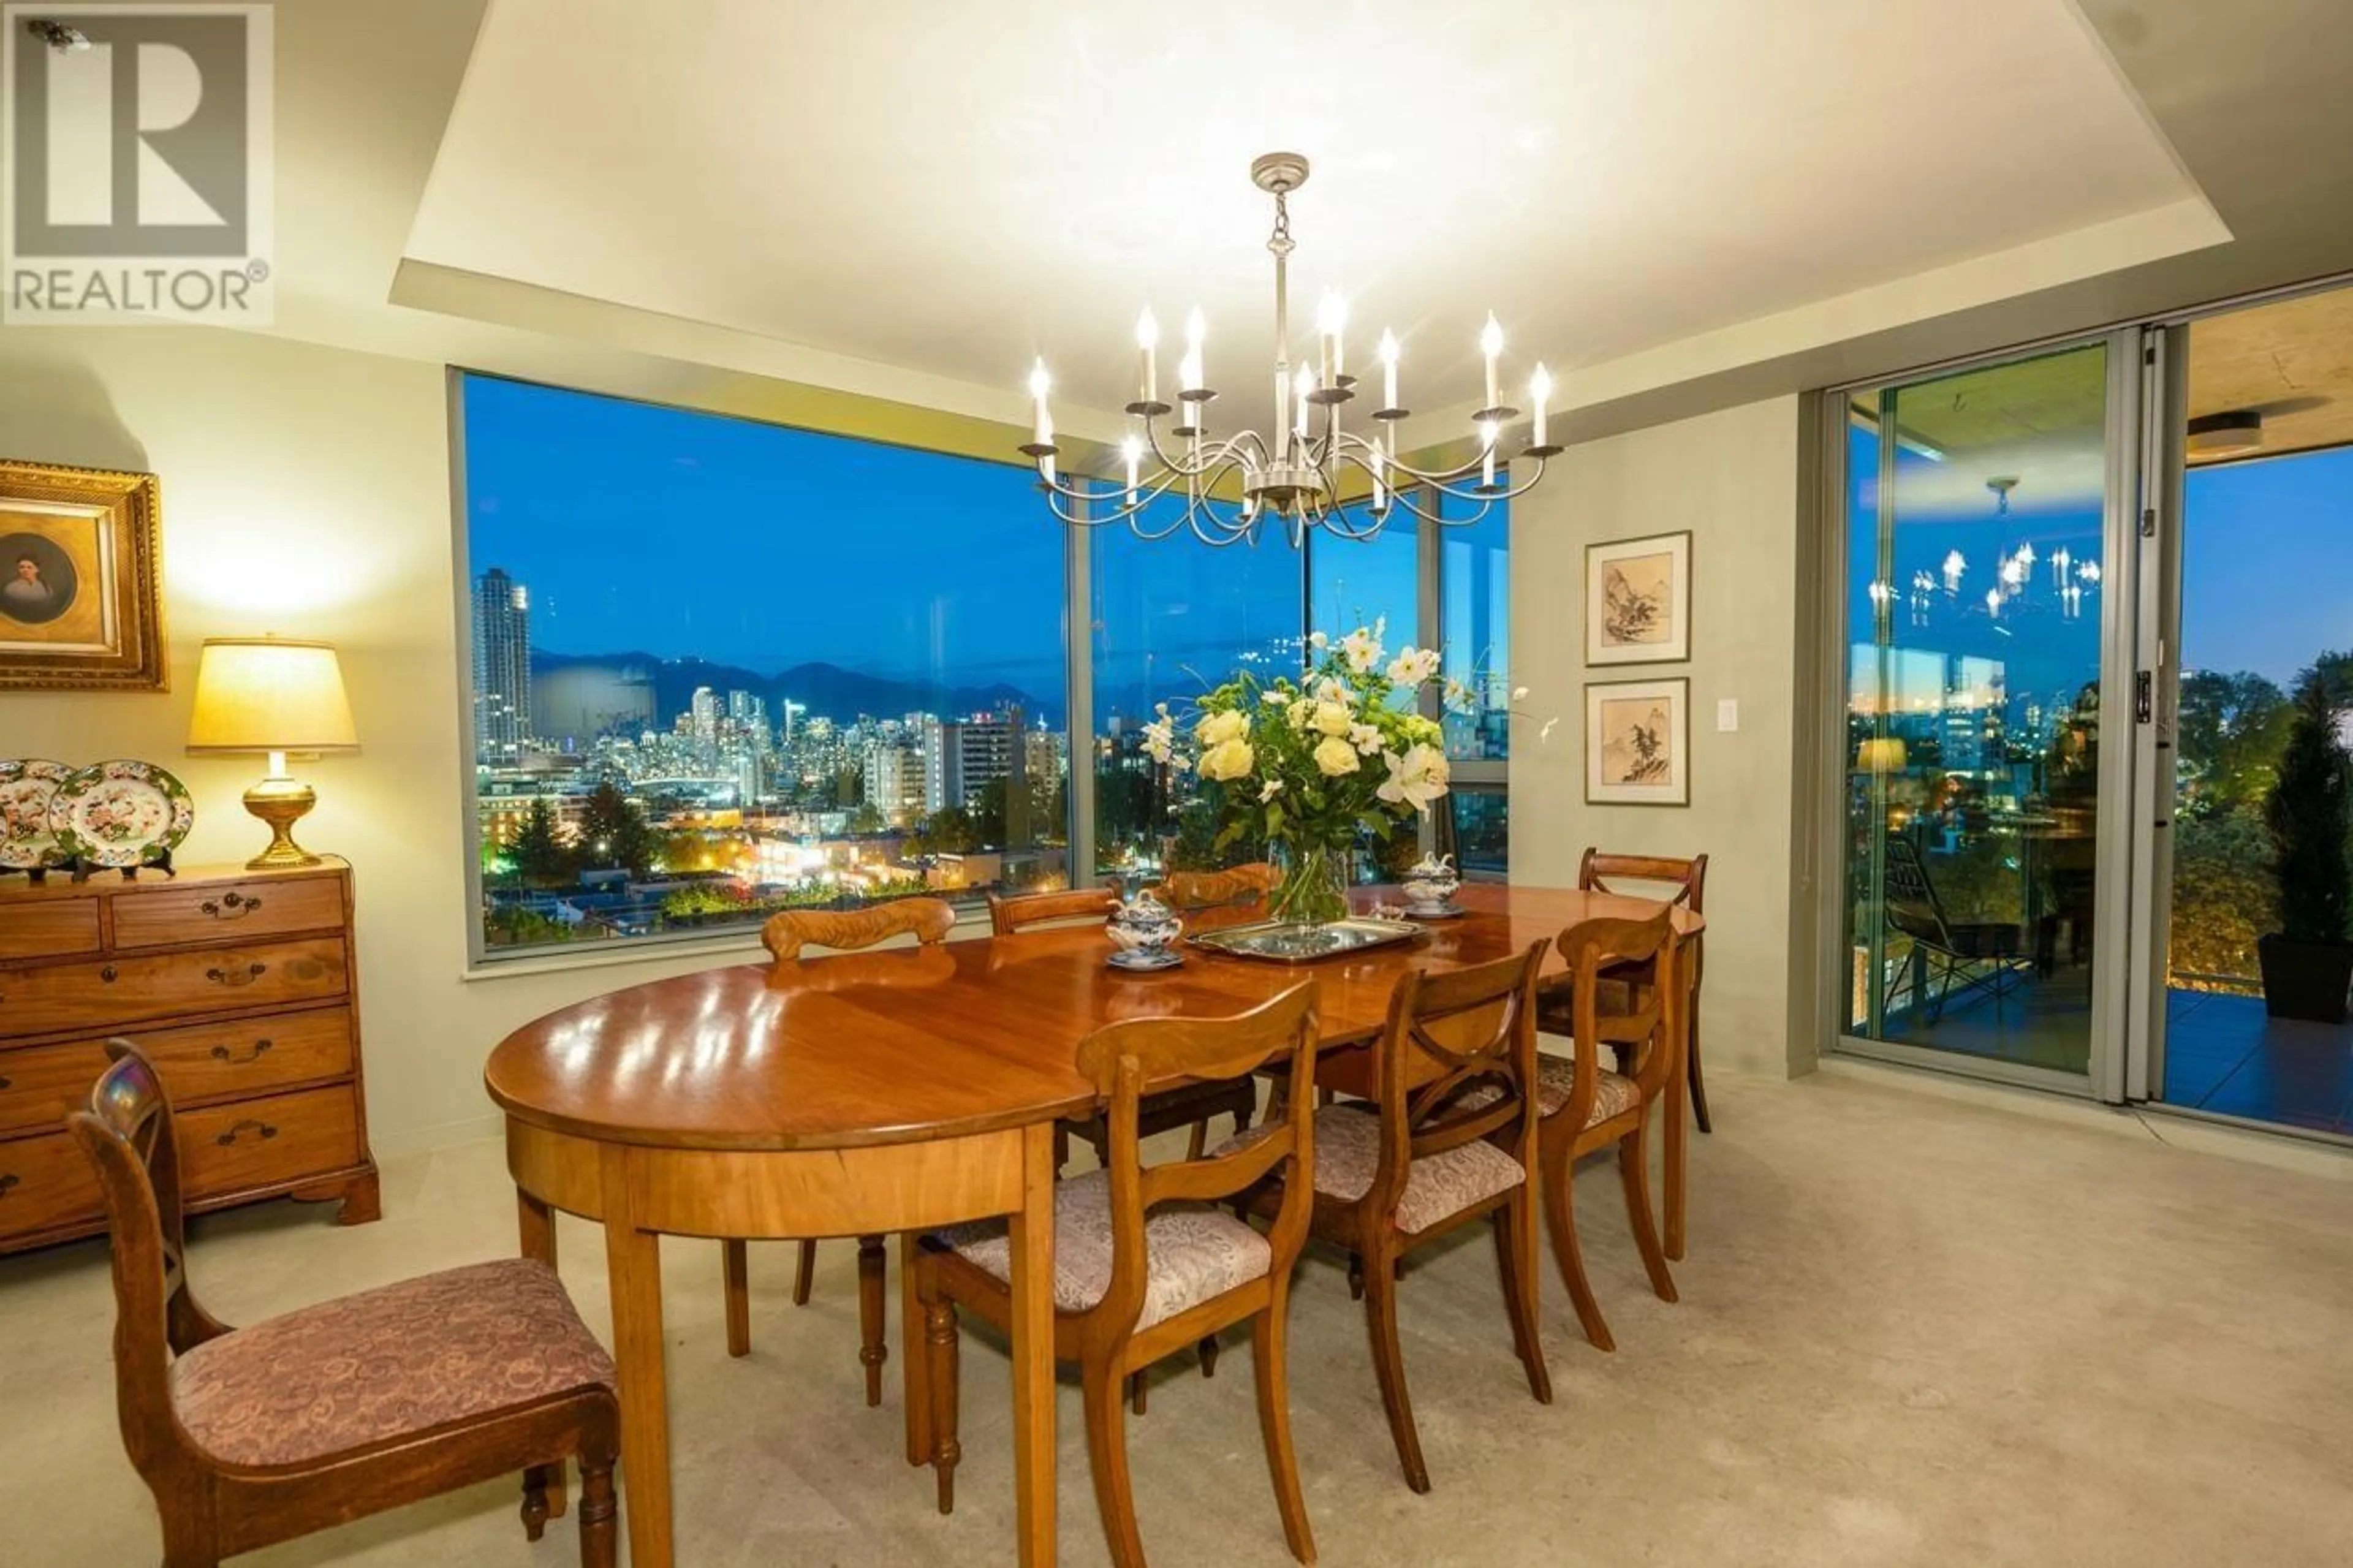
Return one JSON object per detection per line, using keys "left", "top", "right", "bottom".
{"left": 242, "top": 775, "right": 323, "bottom": 869}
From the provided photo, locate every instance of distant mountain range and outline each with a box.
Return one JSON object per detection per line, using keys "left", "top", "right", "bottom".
{"left": 529, "top": 650, "right": 1054, "bottom": 738}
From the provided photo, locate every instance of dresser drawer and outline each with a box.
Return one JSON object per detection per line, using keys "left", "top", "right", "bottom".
{"left": 0, "top": 898, "right": 101, "bottom": 962}
{"left": 0, "top": 1007, "right": 355, "bottom": 1135}
{"left": 0, "top": 1127, "right": 105, "bottom": 1238}
{"left": 0, "top": 938, "right": 349, "bottom": 1040}
{"left": 110, "top": 874, "right": 346, "bottom": 952}
{"left": 181, "top": 1085, "right": 362, "bottom": 1199}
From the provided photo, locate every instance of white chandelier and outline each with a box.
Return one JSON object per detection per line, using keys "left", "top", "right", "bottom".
{"left": 1020, "top": 152, "right": 1560, "bottom": 546}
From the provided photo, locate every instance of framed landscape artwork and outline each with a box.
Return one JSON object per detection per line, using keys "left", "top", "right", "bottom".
{"left": 1585, "top": 529, "right": 1690, "bottom": 665}
{"left": 1585, "top": 677, "right": 1689, "bottom": 806}
{"left": 0, "top": 461, "right": 165, "bottom": 692}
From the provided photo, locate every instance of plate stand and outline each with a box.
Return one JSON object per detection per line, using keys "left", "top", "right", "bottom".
{"left": 65, "top": 848, "right": 177, "bottom": 884}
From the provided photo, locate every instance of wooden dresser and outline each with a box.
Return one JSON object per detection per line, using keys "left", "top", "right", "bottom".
{"left": 0, "top": 858, "right": 378, "bottom": 1255}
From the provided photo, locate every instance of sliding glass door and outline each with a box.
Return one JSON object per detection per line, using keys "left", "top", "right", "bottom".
{"left": 1836, "top": 338, "right": 2135, "bottom": 1088}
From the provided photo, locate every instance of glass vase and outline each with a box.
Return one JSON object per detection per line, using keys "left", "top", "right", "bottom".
{"left": 1269, "top": 839, "right": 1351, "bottom": 926}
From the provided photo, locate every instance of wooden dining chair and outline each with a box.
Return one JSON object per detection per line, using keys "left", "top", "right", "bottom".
{"left": 724, "top": 897, "right": 959, "bottom": 1404}
{"left": 1526, "top": 907, "right": 1684, "bottom": 1353}
{"left": 68, "top": 1043, "right": 620, "bottom": 1568}
{"left": 1567, "top": 848, "right": 1711, "bottom": 1132}
{"left": 1148, "top": 860, "right": 1276, "bottom": 911}
{"left": 1230, "top": 942, "right": 1553, "bottom": 1494}
{"left": 914, "top": 982, "right": 1320, "bottom": 1568}
{"left": 991, "top": 885, "right": 1260, "bottom": 1167}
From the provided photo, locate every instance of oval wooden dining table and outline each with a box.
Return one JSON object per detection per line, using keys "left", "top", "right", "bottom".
{"left": 484, "top": 882, "right": 1703, "bottom": 1567}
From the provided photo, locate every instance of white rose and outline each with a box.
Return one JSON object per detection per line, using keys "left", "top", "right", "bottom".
{"left": 1311, "top": 702, "right": 1353, "bottom": 738}
{"left": 1195, "top": 709, "right": 1249, "bottom": 746}
{"left": 1286, "top": 698, "right": 1316, "bottom": 731}
{"left": 1308, "top": 630, "right": 1330, "bottom": 650}
{"left": 1199, "top": 738, "right": 1256, "bottom": 781}
{"left": 1313, "top": 735, "right": 1362, "bottom": 776}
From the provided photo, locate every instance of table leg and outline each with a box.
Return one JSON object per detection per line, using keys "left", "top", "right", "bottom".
{"left": 1007, "top": 1121, "right": 1058, "bottom": 1567}
{"left": 602, "top": 1159, "right": 674, "bottom": 1568}
{"left": 902, "top": 1230, "right": 933, "bottom": 1466}
{"left": 517, "top": 1191, "right": 567, "bottom": 1519}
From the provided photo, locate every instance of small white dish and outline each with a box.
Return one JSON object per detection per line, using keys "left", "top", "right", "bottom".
{"left": 1403, "top": 901, "right": 1466, "bottom": 921}
{"left": 1107, "top": 947, "right": 1183, "bottom": 972}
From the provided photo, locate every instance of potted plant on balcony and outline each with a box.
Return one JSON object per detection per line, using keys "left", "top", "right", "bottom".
{"left": 1140, "top": 620, "right": 1450, "bottom": 927}
{"left": 2256, "top": 669, "right": 2353, "bottom": 1022}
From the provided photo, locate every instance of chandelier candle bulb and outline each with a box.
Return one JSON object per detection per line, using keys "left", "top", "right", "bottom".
{"left": 1136, "top": 308, "right": 1160, "bottom": 404}
{"left": 1317, "top": 290, "right": 1346, "bottom": 384}
{"left": 1528, "top": 362, "right": 1552, "bottom": 449}
{"left": 1123, "top": 433, "right": 1142, "bottom": 505}
{"left": 1378, "top": 328, "right": 1400, "bottom": 411}
{"left": 1479, "top": 419, "right": 1498, "bottom": 488}
{"left": 1480, "top": 312, "right": 1504, "bottom": 412}
{"left": 1027, "top": 358, "right": 1051, "bottom": 445}
{"left": 1294, "top": 365, "right": 1314, "bottom": 441}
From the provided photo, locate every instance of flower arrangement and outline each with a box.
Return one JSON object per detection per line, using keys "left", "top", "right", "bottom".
{"left": 1141, "top": 619, "right": 1452, "bottom": 925}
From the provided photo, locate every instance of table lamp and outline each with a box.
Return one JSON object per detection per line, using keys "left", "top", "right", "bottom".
{"left": 186, "top": 637, "right": 360, "bottom": 869}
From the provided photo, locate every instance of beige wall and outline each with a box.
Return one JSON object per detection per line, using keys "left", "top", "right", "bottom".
{"left": 1509, "top": 395, "right": 1817, "bottom": 1079}
{"left": 0, "top": 327, "right": 755, "bottom": 1155}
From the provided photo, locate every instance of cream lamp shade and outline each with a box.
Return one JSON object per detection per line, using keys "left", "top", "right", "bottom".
{"left": 186, "top": 637, "right": 359, "bottom": 755}
{"left": 186, "top": 637, "right": 358, "bottom": 869}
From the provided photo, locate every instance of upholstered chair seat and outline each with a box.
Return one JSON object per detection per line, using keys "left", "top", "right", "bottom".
{"left": 1455, "top": 1055, "right": 1643, "bottom": 1127}
{"left": 1221, "top": 1102, "right": 1526, "bottom": 1235}
{"left": 172, "top": 1258, "right": 617, "bottom": 1469}
{"left": 934, "top": 1168, "right": 1271, "bottom": 1331}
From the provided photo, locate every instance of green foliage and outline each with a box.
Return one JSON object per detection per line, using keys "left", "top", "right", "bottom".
{"left": 2266, "top": 668, "right": 2353, "bottom": 943}
{"left": 2169, "top": 808, "right": 2275, "bottom": 987}
{"left": 485, "top": 904, "right": 577, "bottom": 947}
{"left": 579, "top": 781, "right": 656, "bottom": 876}
{"left": 510, "top": 798, "right": 574, "bottom": 888}
{"left": 848, "top": 801, "right": 887, "bottom": 835}
{"left": 2176, "top": 670, "right": 2290, "bottom": 819}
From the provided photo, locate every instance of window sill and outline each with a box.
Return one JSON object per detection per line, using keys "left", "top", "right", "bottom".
{"left": 461, "top": 906, "right": 998, "bottom": 982}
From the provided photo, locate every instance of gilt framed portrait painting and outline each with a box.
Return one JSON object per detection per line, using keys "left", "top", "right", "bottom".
{"left": 0, "top": 461, "right": 165, "bottom": 692}
{"left": 1585, "top": 677, "right": 1688, "bottom": 806}
{"left": 1585, "top": 529, "right": 1690, "bottom": 665}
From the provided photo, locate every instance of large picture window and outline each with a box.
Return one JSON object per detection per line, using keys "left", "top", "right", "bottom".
{"left": 459, "top": 374, "right": 1069, "bottom": 955}
{"left": 457, "top": 376, "right": 1512, "bottom": 960}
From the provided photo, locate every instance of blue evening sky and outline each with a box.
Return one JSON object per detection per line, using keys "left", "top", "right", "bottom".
{"left": 1849, "top": 423, "right": 2353, "bottom": 709}
{"left": 464, "top": 373, "right": 1444, "bottom": 720}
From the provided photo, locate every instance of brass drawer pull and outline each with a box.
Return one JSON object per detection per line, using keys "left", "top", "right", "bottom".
{"left": 208, "top": 1039, "right": 275, "bottom": 1065}
{"left": 0, "top": 1075, "right": 11, "bottom": 1091}
{"left": 214, "top": 1119, "right": 278, "bottom": 1146}
{"left": 205, "top": 963, "right": 268, "bottom": 987}
{"left": 198, "top": 893, "right": 263, "bottom": 920}
{"left": 0, "top": 1173, "right": 17, "bottom": 1197}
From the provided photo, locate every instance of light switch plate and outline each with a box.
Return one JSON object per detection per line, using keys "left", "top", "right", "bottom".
{"left": 1716, "top": 698, "right": 1739, "bottom": 733}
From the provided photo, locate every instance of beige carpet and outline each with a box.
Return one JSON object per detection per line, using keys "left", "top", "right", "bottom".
{"left": 4, "top": 1070, "right": 2348, "bottom": 1567}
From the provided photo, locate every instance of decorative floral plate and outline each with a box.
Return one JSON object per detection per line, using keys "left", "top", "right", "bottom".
{"left": 48, "top": 760, "right": 195, "bottom": 868}
{"left": 0, "top": 758, "right": 73, "bottom": 869}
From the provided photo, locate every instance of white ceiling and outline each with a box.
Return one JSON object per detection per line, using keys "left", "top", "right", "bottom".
{"left": 405, "top": 0, "right": 2202, "bottom": 432}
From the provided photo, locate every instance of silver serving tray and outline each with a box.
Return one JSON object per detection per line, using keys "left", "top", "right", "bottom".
{"left": 1188, "top": 916, "right": 1426, "bottom": 964}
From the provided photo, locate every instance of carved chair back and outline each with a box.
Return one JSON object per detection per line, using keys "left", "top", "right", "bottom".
{"left": 1577, "top": 847, "right": 1706, "bottom": 988}
{"left": 1361, "top": 942, "right": 1547, "bottom": 1223}
{"left": 1548, "top": 909, "right": 1680, "bottom": 1125}
{"left": 762, "top": 897, "right": 958, "bottom": 964}
{"left": 1070, "top": 982, "right": 1319, "bottom": 1336}
{"left": 985, "top": 887, "right": 1121, "bottom": 936}
{"left": 67, "top": 1042, "right": 232, "bottom": 1482}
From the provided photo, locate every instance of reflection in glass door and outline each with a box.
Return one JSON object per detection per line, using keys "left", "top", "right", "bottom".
{"left": 1840, "top": 343, "right": 2118, "bottom": 1081}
